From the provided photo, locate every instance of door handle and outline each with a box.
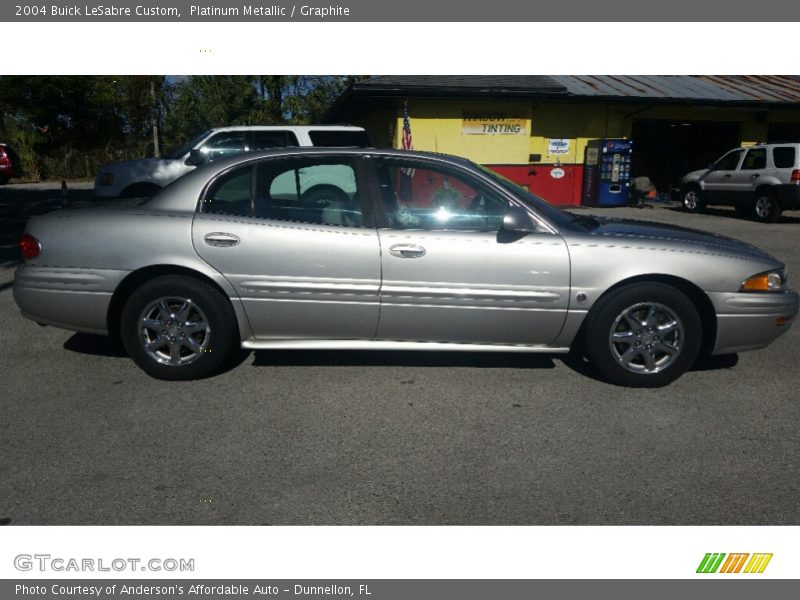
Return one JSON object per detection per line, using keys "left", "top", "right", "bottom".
{"left": 204, "top": 232, "right": 240, "bottom": 247}
{"left": 723, "top": 173, "right": 732, "bottom": 178}
{"left": 389, "top": 244, "right": 426, "bottom": 258}
{"left": 751, "top": 173, "right": 760, "bottom": 179}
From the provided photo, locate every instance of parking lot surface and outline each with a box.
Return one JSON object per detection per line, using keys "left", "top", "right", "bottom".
{"left": 1, "top": 190, "right": 798, "bottom": 525}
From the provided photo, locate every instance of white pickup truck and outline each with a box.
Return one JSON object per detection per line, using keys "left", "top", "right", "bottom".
{"left": 93, "top": 125, "right": 371, "bottom": 199}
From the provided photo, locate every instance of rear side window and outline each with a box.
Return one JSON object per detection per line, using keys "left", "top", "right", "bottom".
{"left": 308, "top": 130, "right": 371, "bottom": 147}
{"left": 251, "top": 130, "right": 299, "bottom": 149}
{"left": 741, "top": 148, "right": 767, "bottom": 170}
{"left": 254, "top": 158, "right": 363, "bottom": 227}
{"left": 202, "top": 166, "right": 252, "bottom": 217}
{"left": 773, "top": 146, "right": 796, "bottom": 169}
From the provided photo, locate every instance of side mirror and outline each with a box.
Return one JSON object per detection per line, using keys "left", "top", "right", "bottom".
{"left": 502, "top": 205, "right": 536, "bottom": 233}
{"left": 185, "top": 149, "right": 207, "bottom": 166}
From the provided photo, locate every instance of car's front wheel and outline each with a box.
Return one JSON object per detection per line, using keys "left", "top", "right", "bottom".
{"left": 584, "top": 283, "right": 702, "bottom": 387}
{"left": 120, "top": 275, "right": 238, "bottom": 380}
{"left": 681, "top": 186, "right": 705, "bottom": 213}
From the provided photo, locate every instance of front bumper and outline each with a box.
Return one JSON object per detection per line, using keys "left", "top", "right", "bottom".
{"left": 710, "top": 289, "right": 799, "bottom": 354}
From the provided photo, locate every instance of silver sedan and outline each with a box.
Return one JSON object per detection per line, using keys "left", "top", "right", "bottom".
{"left": 13, "top": 148, "right": 799, "bottom": 386}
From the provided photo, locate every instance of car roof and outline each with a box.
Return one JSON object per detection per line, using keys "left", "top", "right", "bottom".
{"left": 207, "top": 124, "right": 365, "bottom": 132}
{"left": 196, "top": 146, "right": 473, "bottom": 171}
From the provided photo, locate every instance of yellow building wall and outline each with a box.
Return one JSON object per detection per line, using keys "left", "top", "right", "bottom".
{"left": 372, "top": 99, "right": 800, "bottom": 165}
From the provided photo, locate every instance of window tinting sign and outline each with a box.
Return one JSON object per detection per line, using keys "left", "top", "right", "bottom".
{"left": 462, "top": 112, "right": 525, "bottom": 135}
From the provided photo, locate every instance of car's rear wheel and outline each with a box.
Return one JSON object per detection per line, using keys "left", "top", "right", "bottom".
{"left": 682, "top": 186, "right": 705, "bottom": 213}
{"left": 584, "top": 283, "right": 702, "bottom": 387}
{"left": 752, "top": 190, "right": 781, "bottom": 223}
{"left": 120, "top": 275, "right": 238, "bottom": 380}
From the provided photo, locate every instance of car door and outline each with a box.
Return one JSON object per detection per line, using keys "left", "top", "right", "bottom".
{"left": 192, "top": 155, "right": 381, "bottom": 340}
{"left": 702, "top": 148, "right": 744, "bottom": 204}
{"left": 728, "top": 147, "right": 767, "bottom": 205}
{"left": 368, "top": 157, "right": 570, "bottom": 346}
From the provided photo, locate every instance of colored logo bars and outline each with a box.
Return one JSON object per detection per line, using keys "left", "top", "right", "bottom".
{"left": 696, "top": 553, "right": 773, "bottom": 574}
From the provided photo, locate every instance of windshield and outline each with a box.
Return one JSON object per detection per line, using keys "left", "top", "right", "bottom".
{"left": 474, "top": 163, "right": 579, "bottom": 229}
{"left": 165, "top": 129, "right": 213, "bottom": 160}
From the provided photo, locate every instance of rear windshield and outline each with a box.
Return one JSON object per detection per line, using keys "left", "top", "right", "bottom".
{"left": 308, "top": 130, "right": 372, "bottom": 147}
{"left": 772, "top": 146, "right": 796, "bottom": 169}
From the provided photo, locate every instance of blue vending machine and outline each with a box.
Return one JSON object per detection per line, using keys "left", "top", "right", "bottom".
{"left": 581, "top": 139, "right": 633, "bottom": 206}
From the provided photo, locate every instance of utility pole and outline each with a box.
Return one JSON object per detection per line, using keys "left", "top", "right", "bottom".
{"left": 150, "top": 78, "right": 161, "bottom": 157}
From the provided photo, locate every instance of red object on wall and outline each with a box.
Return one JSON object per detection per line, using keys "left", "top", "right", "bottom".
{"left": 488, "top": 164, "right": 585, "bottom": 206}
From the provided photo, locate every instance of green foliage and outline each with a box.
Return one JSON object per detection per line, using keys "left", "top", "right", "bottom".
{"left": 0, "top": 75, "right": 351, "bottom": 181}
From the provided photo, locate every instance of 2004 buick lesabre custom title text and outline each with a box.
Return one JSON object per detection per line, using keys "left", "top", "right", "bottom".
{"left": 13, "top": 149, "right": 799, "bottom": 387}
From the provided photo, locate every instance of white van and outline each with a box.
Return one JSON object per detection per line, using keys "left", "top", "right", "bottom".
{"left": 93, "top": 125, "right": 371, "bottom": 199}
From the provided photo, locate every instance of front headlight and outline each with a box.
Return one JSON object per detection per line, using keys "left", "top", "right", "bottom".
{"left": 740, "top": 271, "right": 784, "bottom": 292}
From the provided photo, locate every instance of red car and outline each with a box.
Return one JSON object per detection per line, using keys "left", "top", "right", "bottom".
{"left": 0, "top": 143, "right": 22, "bottom": 185}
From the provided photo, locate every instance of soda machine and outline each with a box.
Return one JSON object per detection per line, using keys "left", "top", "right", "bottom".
{"left": 581, "top": 139, "right": 633, "bottom": 206}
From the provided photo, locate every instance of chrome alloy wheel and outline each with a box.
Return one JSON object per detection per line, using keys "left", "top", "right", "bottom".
{"left": 755, "top": 195, "right": 773, "bottom": 219}
{"left": 683, "top": 190, "right": 699, "bottom": 210}
{"left": 138, "top": 297, "right": 211, "bottom": 366}
{"left": 608, "top": 302, "right": 684, "bottom": 374}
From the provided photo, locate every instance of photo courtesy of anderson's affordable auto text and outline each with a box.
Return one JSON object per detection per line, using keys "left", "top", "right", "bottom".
{"left": 3, "top": 1, "right": 800, "bottom": 597}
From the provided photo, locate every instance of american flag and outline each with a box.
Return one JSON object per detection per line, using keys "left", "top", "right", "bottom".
{"left": 402, "top": 101, "right": 413, "bottom": 151}
{"left": 401, "top": 101, "right": 415, "bottom": 179}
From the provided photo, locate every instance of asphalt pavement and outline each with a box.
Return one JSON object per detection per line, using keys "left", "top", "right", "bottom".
{"left": 1, "top": 186, "right": 798, "bottom": 525}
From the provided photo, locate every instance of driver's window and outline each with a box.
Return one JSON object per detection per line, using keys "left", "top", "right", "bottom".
{"left": 199, "top": 132, "right": 246, "bottom": 161}
{"left": 714, "top": 150, "right": 744, "bottom": 171}
{"left": 376, "top": 160, "right": 508, "bottom": 231}
{"left": 741, "top": 148, "right": 766, "bottom": 170}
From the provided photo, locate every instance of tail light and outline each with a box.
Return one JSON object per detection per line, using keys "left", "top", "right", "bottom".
{"left": 20, "top": 233, "right": 41, "bottom": 260}
{"left": 791, "top": 169, "right": 800, "bottom": 185}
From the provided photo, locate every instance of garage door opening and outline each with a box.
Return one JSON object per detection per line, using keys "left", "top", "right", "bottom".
{"left": 631, "top": 119, "right": 741, "bottom": 196}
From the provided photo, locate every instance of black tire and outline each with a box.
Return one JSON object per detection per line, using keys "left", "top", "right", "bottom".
{"left": 120, "top": 275, "right": 238, "bottom": 380}
{"left": 751, "top": 190, "right": 781, "bottom": 223}
{"left": 584, "top": 283, "right": 702, "bottom": 387}
{"left": 301, "top": 184, "right": 348, "bottom": 206}
{"left": 681, "top": 186, "right": 705, "bottom": 213}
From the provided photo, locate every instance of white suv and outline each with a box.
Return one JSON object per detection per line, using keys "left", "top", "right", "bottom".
{"left": 681, "top": 143, "right": 800, "bottom": 222}
{"left": 94, "top": 125, "right": 371, "bottom": 199}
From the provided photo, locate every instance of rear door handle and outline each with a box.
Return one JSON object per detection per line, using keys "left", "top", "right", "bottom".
{"left": 204, "top": 232, "right": 240, "bottom": 247}
{"left": 723, "top": 173, "right": 732, "bottom": 178}
{"left": 751, "top": 173, "right": 760, "bottom": 179}
{"left": 389, "top": 244, "right": 426, "bottom": 258}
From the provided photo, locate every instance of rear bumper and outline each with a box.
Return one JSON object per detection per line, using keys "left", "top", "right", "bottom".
{"left": 13, "top": 264, "right": 127, "bottom": 335}
{"left": 776, "top": 184, "right": 800, "bottom": 210}
{"left": 0, "top": 165, "right": 21, "bottom": 178}
{"left": 710, "top": 290, "right": 799, "bottom": 354}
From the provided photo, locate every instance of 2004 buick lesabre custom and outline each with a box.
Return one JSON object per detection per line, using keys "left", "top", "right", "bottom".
{"left": 13, "top": 148, "right": 799, "bottom": 386}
